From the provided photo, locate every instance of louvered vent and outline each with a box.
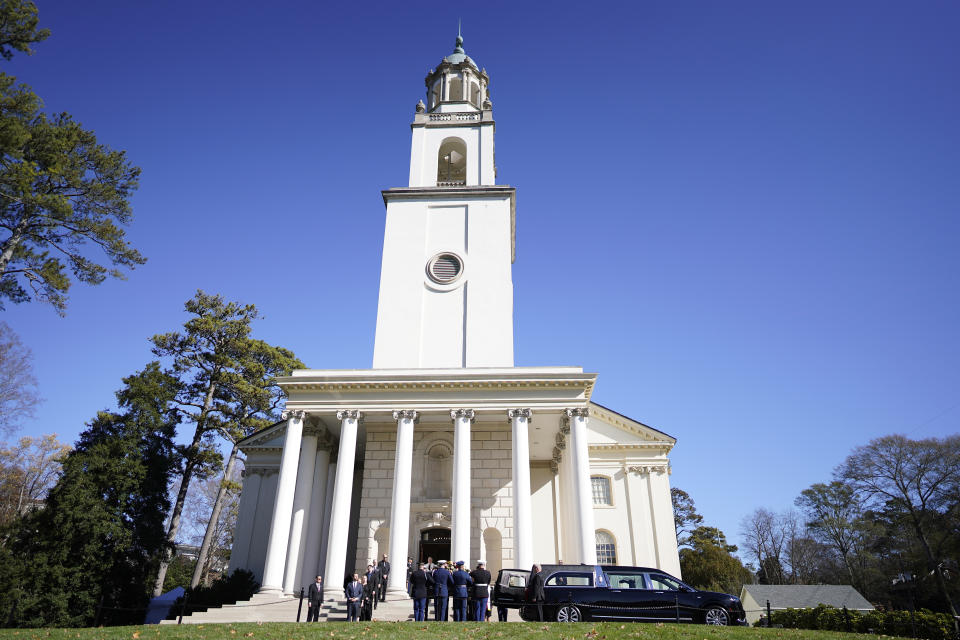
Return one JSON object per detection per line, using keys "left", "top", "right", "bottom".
{"left": 427, "top": 252, "right": 463, "bottom": 284}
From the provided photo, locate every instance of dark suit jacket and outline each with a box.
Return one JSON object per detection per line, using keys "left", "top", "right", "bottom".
{"left": 529, "top": 571, "right": 546, "bottom": 601}
{"left": 307, "top": 582, "right": 324, "bottom": 606}
{"left": 409, "top": 569, "right": 429, "bottom": 599}
{"left": 345, "top": 580, "right": 363, "bottom": 601}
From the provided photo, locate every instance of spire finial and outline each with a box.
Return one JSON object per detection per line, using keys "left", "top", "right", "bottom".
{"left": 455, "top": 20, "right": 464, "bottom": 52}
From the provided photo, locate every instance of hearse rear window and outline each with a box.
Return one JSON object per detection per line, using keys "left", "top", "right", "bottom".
{"left": 545, "top": 572, "right": 593, "bottom": 587}
{"left": 507, "top": 575, "right": 526, "bottom": 587}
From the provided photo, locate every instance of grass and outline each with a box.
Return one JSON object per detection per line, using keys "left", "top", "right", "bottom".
{"left": 0, "top": 622, "right": 901, "bottom": 640}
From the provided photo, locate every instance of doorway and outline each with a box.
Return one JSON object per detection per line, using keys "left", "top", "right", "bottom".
{"left": 419, "top": 527, "right": 451, "bottom": 563}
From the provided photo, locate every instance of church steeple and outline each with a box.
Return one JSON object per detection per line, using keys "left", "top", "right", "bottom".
{"left": 407, "top": 33, "right": 495, "bottom": 188}
{"left": 372, "top": 35, "right": 515, "bottom": 369}
{"left": 423, "top": 31, "right": 490, "bottom": 112}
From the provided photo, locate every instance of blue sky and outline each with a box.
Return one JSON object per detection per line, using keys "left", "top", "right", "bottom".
{"left": 4, "top": 0, "right": 959, "bottom": 554}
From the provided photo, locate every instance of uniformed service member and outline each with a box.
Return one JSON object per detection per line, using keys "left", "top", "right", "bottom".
{"left": 450, "top": 560, "right": 473, "bottom": 621}
{"left": 470, "top": 560, "right": 492, "bottom": 622}
{"left": 432, "top": 560, "right": 454, "bottom": 621}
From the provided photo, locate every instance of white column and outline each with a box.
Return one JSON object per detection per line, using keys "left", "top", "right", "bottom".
{"left": 508, "top": 408, "right": 533, "bottom": 571}
{"left": 324, "top": 410, "right": 361, "bottom": 590}
{"left": 259, "top": 410, "right": 305, "bottom": 593}
{"left": 228, "top": 469, "right": 262, "bottom": 572}
{"left": 283, "top": 429, "right": 318, "bottom": 594}
{"left": 298, "top": 444, "right": 331, "bottom": 590}
{"left": 450, "top": 408, "right": 474, "bottom": 564}
{"left": 567, "top": 408, "right": 597, "bottom": 564}
{"left": 317, "top": 460, "right": 336, "bottom": 577}
{"left": 387, "top": 410, "right": 417, "bottom": 597}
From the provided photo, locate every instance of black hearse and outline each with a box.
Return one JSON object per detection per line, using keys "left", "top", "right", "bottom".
{"left": 492, "top": 564, "right": 746, "bottom": 625}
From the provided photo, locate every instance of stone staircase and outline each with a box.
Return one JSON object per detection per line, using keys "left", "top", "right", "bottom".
{"left": 160, "top": 592, "right": 416, "bottom": 624}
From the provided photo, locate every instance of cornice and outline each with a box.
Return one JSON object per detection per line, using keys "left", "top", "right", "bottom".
{"left": 587, "top": 402, "right": 676, "bottom": 447}
{"left": 588, "top": 442, "right": 672, "bottom": 451}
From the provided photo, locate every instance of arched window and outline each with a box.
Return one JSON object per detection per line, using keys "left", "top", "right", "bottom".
{"left": 437, "top": 137, "right": 466, "bottom": 186}
{"left": 425, "top": 443, "right": 452, "bottom": 499}
{"left": 591, "top": 475, "right": 612, "bottom": 505}
{"left": 595, "top": 530, "right": 617, "bottom": 565}
{"left": 449, "top": 76, "right": 463, "bottom": 101}
{"left": 470, "top": 82, "right": 480, "bottom": 106}
{"left": 430, "top": 81, "right": 441, "bottom": 110}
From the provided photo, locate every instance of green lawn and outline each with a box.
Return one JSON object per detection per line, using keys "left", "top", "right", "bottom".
{"left": 0, "top": 622, "right": 895, "bottom": 640}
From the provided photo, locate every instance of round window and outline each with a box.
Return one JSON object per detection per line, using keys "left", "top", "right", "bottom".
{"left": 426, "top": 252, "right": 464, "bottom": 284}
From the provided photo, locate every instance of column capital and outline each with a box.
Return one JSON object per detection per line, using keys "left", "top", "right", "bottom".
{"left": 555, "top": 432, "right": 566, "bottom": 449}
{"left": 336, "top": 409, "right": 363, "bottom": 421}
{"left": 450, "top": 408, "right": 475, "bottom": 421}
{"left": 281, "top": 409, "right": 306, "bottom": 421}
{"left": 565, "top": 407, "right": 589, "bottom": 419}
{"left": 507, "top": 408, "right": 532, "bottom": 421}
{"left": 392, "top": 409, "right": 420, "bottom": 423}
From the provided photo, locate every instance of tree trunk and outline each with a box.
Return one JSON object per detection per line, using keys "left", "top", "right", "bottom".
{"left": 0, "top": 221, "right": 27, "bottom": 276}
{"left": 909, "top": 509, "right": 959, "bottom": 619}
{"left": 190, "top": 441, "right": 239, "bottom": 589}
{"left": 152, "top": 382, "right": 217, "bottom": 597}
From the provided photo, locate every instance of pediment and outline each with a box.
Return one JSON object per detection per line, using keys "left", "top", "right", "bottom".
{"left": 586, "top": 402, "right": 675, "bottom": 449}
{"left": 238, "top": 421, "right": 286, "bottom": 450}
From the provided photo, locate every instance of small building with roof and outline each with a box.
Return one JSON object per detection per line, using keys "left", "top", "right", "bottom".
{"left": 740, "top": 584, "right": 875, "bottom": 625}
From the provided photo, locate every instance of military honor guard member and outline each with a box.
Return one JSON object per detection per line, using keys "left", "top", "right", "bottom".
{"left": 450, "top": 561, "right": 473, "bottom": 621}
{"left": 409, "top": 562, "right": 430, "bottom": 621}
{"left": 432, "top": 560, "right": 454, "bottom": 621}
{"left": 470, "top": 560, "right": 492, "bottom": 623}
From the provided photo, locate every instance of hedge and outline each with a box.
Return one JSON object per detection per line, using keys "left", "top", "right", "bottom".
{"left": 756, "top": 604, "right": 956, "bottom": 640}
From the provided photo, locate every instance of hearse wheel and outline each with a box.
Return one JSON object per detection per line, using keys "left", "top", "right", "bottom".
{"left": 704, "top": 606, "right": 729, "bottom": 625}
{"left": 556, "top": 605, "right": 581, "bottom": 622}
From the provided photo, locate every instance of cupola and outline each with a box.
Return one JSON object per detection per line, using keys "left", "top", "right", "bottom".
{"left": 424, "top": 31, "right": 491, "bottom": 112}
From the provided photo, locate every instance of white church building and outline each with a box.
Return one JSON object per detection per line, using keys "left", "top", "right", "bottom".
{"left": 228, "top": 34, "right": 681, "bottom": 600}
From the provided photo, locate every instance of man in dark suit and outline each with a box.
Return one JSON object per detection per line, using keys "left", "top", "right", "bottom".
{"left": 344, "top": 573, "right": 363, "bottom": 621}
{"left": 432, "top": 561, "right": 454, "bottom": 621}
{"left": 377, "top": 554, "right": 390, "bottom": 601}
{"left": 450, "top": 560, "right": 473, "bottom": 621}
{"left": 306, "top": 575, "right": 324, "bottom": 622}
{"left": 409, "top": 562, "right": 429, "bottom": 621}
{"left": 470, "top": 560, "right": 492, "bottom": 622}
{"left": 529, "top": 564, "right": 546, "bottom": 621}
{"left": 365, "top": 563, "right": 381, "bottom": 609}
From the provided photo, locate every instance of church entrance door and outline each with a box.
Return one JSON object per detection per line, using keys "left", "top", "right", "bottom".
{"left": 419, "top": 527, "right": 451, "bottom": 563}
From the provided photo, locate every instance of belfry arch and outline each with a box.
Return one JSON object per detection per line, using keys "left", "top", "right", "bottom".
{"left": 437, "top": 137, "right": 467, "bottom": 186}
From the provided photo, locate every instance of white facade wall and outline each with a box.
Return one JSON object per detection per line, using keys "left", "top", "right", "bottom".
{"left": 409, "top": 123, "right": 493, "bottom": 187}
{"left": 372, "top": 195, "right": 514, "bottom": 369}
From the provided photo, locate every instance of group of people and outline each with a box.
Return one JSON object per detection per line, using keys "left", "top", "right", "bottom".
{"left": 405, "top": 557, "right": 494, "bottom": 622}
{"left": 343, "top": 554, "right": 391, "bottom": 621}
{"left": 304, "top": 556, "right": 552, "bottom": 623}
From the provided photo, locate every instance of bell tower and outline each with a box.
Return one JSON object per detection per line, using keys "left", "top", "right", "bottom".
{"left": 373, "top": 33, "right": 516, "bottom": 369}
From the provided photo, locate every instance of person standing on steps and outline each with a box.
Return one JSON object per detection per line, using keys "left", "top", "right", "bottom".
{"left": 306, "top": 575, "right": 324, "bottom": 622}
{"left": 377, "top": 553, "right": 390, "bottom": 601}
{"left": 470, "top": 560, "right": 491, "bottom": 623}
{"left": 345, "top": 574, "right": 362, "bottom": 622}
{"left": 432, "top": 560, "right": 454, "bottom": 621}
{"left": 409, "top": 562, "right": 429, "bottom": 621}
{"left": 360, "top": 575, "right": 374, "bottom": 621}
{"left": 450, "top": 560, "right": 473, "bottom": 622}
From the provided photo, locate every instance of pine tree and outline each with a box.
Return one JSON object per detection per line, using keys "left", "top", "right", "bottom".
{"left": 0, "top": 363, "right": 179, "bottom": 627}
